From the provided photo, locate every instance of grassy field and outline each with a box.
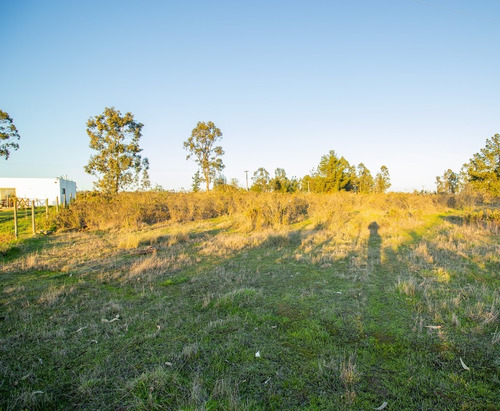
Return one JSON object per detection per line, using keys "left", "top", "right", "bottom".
{"left": 0, "top": 207, "right": 55, "bottom": 253}
{"left": 0, "top": 194, "right": 498, "bottom": 410}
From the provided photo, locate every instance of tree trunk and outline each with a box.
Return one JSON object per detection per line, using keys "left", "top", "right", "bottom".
{"left": 203, "top": 166, "right": 210, "bottom": 192}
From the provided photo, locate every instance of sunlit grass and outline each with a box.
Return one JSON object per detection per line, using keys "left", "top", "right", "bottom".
{"left": 0, "top": 193, "right": 498, "bottom": 409}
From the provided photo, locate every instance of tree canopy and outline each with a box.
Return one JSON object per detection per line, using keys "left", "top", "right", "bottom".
{"left": 251, "top": 167, "right": 271, "bottom": 192}
{"left": 464, "top": 134, "right": 500, "bottom": 196}
{"left": 298, "top": 151, "right": 391, "bottom": 194}
{"left": 270, "top": 168, "right": 297, "bottom": 193}
{"left": 355, "top": 163, "right": 374, "bottom": 193}
{"left": 374, "top": 166, "right": 391, "bottom": 193}
{"left": 184, "top": 121, "right": 224, "bottom": 192}
{"left": 301, "top": 151, "right": 357, "bottom": 193}
{"left": 436, "top": 169, "right": 460, "bottom": 194}
{"left": 84, "top": 107, "right": 149, "bottom": 195}
{"left": 192, "top": 171, "right": 202, "bottom": 192}
{"left": 0, "top": 110, "right": 21, "bottom": 160}
{"left": 317, "top": 150, "right": 355, "bottom": 192}
{"left": 436, "top": 134, "right": 500, "bottom": 196}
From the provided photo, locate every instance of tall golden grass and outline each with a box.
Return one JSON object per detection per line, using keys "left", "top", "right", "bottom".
{"left": 53, "top": 190, "right": 489, "bottom": 233}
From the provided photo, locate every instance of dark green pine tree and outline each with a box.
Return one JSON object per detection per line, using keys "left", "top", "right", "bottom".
{"left": 464, "top": 134, "right": 500, "bottom": 195}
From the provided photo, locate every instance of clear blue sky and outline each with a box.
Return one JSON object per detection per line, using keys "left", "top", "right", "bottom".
{"left": 2, "top": 0, "right": 499, "bottom": 192}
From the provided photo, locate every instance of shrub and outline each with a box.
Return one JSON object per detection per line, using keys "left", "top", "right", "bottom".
{"left": 463, "top": 209, "right": 500, "bottom": 232}
{"left": 54, "top": 191, "right": 453, "bottom": 233}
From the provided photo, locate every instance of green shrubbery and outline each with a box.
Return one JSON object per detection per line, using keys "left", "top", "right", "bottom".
{"left": 463, "top": 209, "right": 500, "bottom": 231}
{"left": 54, "top": 191, "right": 457, "bottom": 232}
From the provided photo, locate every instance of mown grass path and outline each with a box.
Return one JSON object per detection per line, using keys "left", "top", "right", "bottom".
{"left": 353, "top": 219, "right": 498, "bottom": 410}
{"left": 357, "top": 228, "right": 435, "bottom": 409}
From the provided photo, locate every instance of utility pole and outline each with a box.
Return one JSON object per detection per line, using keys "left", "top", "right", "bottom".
{"left": 245, "top": 170, "right": 249, "bottom": 191}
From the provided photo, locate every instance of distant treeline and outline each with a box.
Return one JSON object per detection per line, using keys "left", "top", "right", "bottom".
{"left": 206, "top": 150, "right": 391, "bottom": 195}
{"left": 76, "top": 108, "right": 500, "bottom": 197}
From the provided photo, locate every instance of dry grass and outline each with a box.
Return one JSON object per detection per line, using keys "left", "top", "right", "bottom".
{"left": 54, "top": 191, "right": 451, "bottom": 233}
{"left": 340, "top": 354, "right": 360, "bottom": 405}
{"left": 37, "top": 285, "right": 76, "bottom": 307}
{"left": 1, "top": 191, "right": 498, "bottom": 410}
{"left": 199, "top": 233, "right": 256, "bottom": 257}
{"left": 124, "top": 252, "right": 194, "bottom": 284}
{"left": 392, "top": 212, "right": 499, "bottom": 344}
{"left": 396, "top": 276, "right": 417, "bottom": 296}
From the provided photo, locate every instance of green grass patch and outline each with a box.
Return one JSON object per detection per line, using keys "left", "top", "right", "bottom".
{"left": 160, "top": 276, "right": 189, "bottom": 287}
{"left": 1, "top": 202, "right": 498, "bottom": 409}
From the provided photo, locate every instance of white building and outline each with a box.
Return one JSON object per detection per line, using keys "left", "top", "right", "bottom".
{"left": 0, "top": 177, "right": 77, "bottom": 205}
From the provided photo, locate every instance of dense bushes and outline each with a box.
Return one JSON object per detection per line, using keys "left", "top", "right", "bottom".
{"left": 241, "top": 195, "right": 309, "bottom": 230}
{"left": 56, "top": 192, "right": 234, "bottom": 230}
{"left": 463, "top": 209, "right": 500, "bottom": 232}
{"left": 54, "top": 191, "right": 460, "bottom": 232}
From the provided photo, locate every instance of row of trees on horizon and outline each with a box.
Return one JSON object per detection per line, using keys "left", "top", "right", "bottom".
{"left": 84, "top": 108, "right": 394, "bottom": 195}
{"left": 203, "top": 154, "right": 391, "bottom": 195}
{"left": 2, "top": 107, "right": 499, "bottom": 197}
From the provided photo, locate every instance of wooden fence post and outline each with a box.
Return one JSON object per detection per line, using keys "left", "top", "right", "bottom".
{"left": 14, "top": 198, "right": 18, "bottom": 239}
{"left": 56, "top": 196, "right": 59, "bottom": 213}
{"left": 32, "top": 200, "right": 36, "bottom": 236}
{"left": 46, "top": 198, "right": 49, "bottom": 218}
{"left": 63, "top": 193, "right": 67, "bottom": 208}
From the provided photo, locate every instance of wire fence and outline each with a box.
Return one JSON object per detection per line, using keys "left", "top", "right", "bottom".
{"left": 0, "top": 197, "right": 68, "bottom": 241}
